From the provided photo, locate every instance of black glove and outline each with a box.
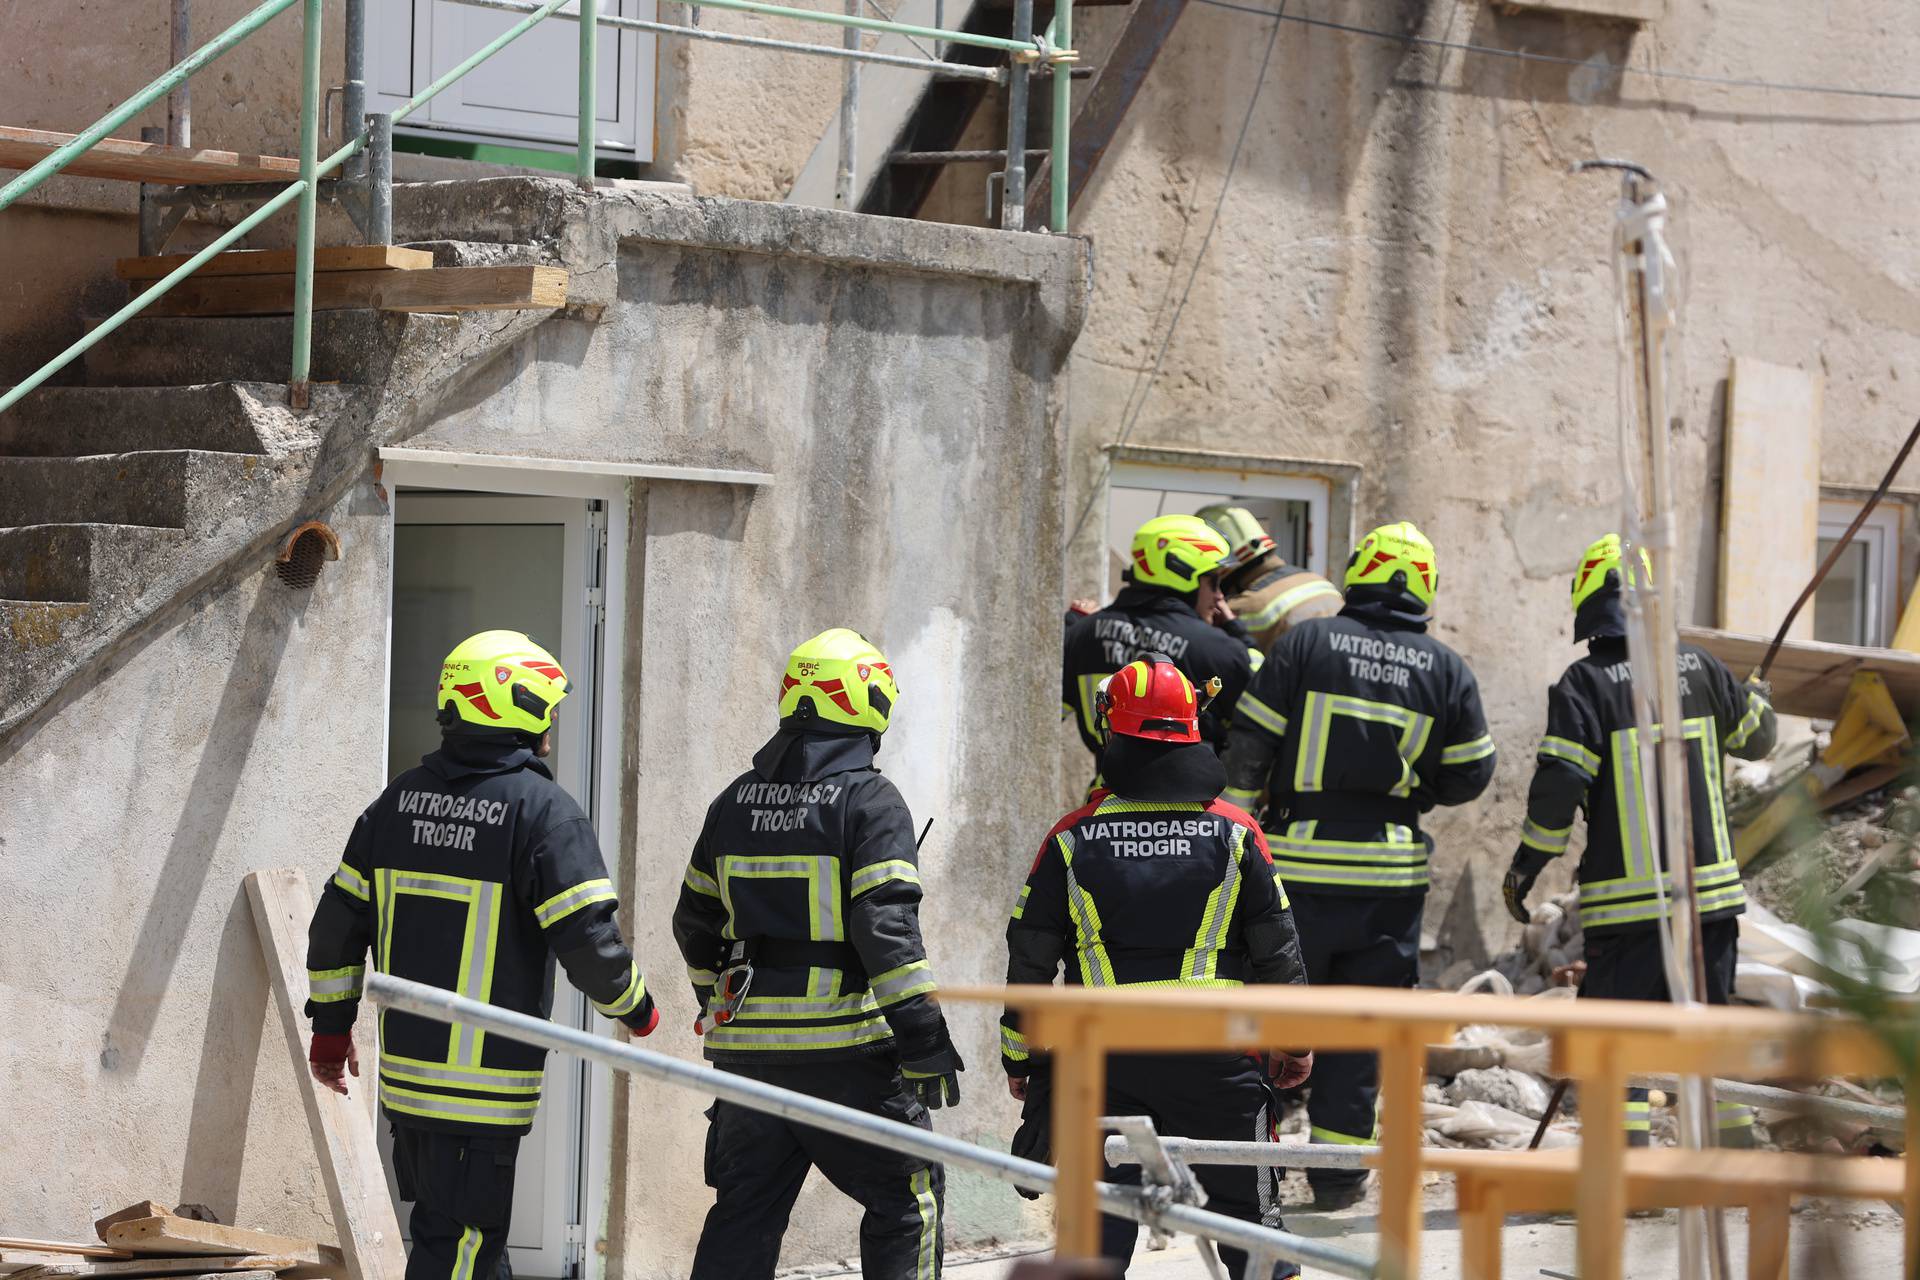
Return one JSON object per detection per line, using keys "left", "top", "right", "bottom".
{"left": 1009, "top": 1064, "right": 1053, "bottom": 1200}
{"left": 901, "top": 1042, "right": 965, "bottom": 1110}
{"left": 1504, "top": 846, "right": 1555, "bottom": 925}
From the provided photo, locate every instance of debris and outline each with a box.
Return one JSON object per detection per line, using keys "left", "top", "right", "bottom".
{"left": 1445, "top": 1068, "right": 1553, "bottom": 1119}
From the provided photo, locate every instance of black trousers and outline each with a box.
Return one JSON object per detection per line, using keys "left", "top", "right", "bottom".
{"left": 1581, "top": 916, "right": 1753, "bottom": 1147}
{"left": 691, "top": 1054, "right": 944, "bottom": 1280}
{"left": 389, "top": 1122, "right": 519, "bottom": 1280}
{"left": 1291, "top": 891, "right": 1423, "bottom": 1190}
{"left": 1099, "top": 1053, "right": 1297, "bottom": 1280}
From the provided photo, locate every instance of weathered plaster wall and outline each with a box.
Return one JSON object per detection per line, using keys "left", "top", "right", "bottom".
{"left": 1047, "top": 0, "right": 1920, "bottom": 945}
{"left": 405, "top": 203, "right": 1086, "bottom": 1267}
{"left": 0, "top": 480, "right": 390, "bottom": 1238}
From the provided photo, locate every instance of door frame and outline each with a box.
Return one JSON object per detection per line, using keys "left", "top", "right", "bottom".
{"left": 380, "top": 457, "right": 633, "bottom": 1280}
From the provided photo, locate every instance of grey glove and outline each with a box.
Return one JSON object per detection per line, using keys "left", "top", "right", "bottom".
{"left": 901, "top": 1043, "right": 965, "bottom": 1110}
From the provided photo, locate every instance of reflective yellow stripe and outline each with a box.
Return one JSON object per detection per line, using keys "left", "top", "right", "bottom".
{"left": 1010, "top": 883, "right": 1032, "bottom": 921}
{"left": 1520, "top": 817, "right": 1572, "bottom": 855}
{"left": 1440, "top": 734, "right": 1495, "bottom": 766}
{"left": 332, "top": 863, "right": 370, "bottom": 901}
{"left": 719, "top": 855, "right": 843, "bottom": 941}
{"left": 380, "top": 1081, "right": 540, "bottom": 1126}
{"left": 1294, "top": 692, "right": 1433, "bottom": 798}
{"left": 1726, "top": 689, "right": 1770, "bottom": 750}
{"left": 851, "top": 859, "right": 920, "bottom": 898}
{"left": 593, "top": 961, "right": 648, "bottom": 1017}
{"left": 307, "top": 965, "right": 365, "bottom": 1003}
{"left": 1184, "top": 827, "right": 1245, "bottom": 981}
{"left": 683, "top": 866, "right": 721, "bottom": 898}
{"left": 379, "top": 1059, "right": 544, "bottom": 1094}
{"left": 1539, "top": 735, "right": 1601, "bottom": 777}
{"left": 701, "top": 1016, "right": 894, "bottom": 1052}
{"left": 1236, "top": 692, "right": 1289, "bottom": 738}
{"left": 1244, "top": 578, "right": 1342, "bottom": 632}
{"left": 870, "top": 959, "right": 937, "bottom": 1007}
{"left": 534, "top": 877, "right": 617, "bottom": 929}
{"left": 911, "top": 1167, "right": 939, "bottom": 1280}
{"left": 1001, "top": 1023, "right": 1031, "bottom": 1062}
{"left": 1222, "top": 785, "right": 1262, "bottom": 808}
{"left": 1059, "top": 832, "right": 1117, "bottom": 986}
{"left": 452, "top": 1227, "right": 482, "bottom": 1280}
{"left": 1311, "top": 1124, "right": 1376, "bottom": 1146}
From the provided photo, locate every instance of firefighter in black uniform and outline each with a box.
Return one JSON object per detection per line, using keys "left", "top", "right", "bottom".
{"left": 673, "top": 628, "right": 963, "bottom": 1280}
{"left": 1004, "top": 655, "right": 1313, "bottom": 1278}
{"left": 1063, "top": 514, "right": 1255, "bottom": 762}
{"left": 305, "top": 630, "right": 658, "bottom": 1280}
{"left": 1220, "top": 521, "right": 1496, "bottom": 1209}
{"left": 1504, "top": 533, "right": 1777, "bottom": 1148}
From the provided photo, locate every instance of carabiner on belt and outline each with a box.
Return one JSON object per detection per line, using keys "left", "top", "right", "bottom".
{"left": 712, "top": 960, "right": 755, "bottom": 1025}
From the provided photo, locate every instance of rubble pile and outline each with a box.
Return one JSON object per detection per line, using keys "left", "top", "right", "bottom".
{"left": 1747, "top": 790, "right": 1920, "bottom": 929}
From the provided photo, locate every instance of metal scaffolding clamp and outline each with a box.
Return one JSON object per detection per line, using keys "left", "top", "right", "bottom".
{"left": 1102, "top": 1116, "right": 1227, "bottom": 1279}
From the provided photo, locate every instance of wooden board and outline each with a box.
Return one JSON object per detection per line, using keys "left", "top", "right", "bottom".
{"left": 92, "top": 1206, "right": 168, "bottom": 1241}
{"left": 116, "top": 247, "right": 434, "bottom": 282}
{"left": 0, "top": 127, "right": 298, "bottom": 186}
{"left": 0, "top": 1247, "right": 124, "bottom": 1262}
{"left": 1497, "top": 0, "right": 1659, "bottom": 20}
{"left": 1681, "top": 625, "right": 1920, "bottom": 720}
{"left": 9, "top": 1259, "right": 297, "bottom": 1280}
{"left": 245, "top": 870, "right": 405, "bottom": 1280}
{"left": 141, "top": 266, "right": 567, "bottom": 317}
{"left": 97, "top": 1223, "right": 335, "bottom": 1271}
{"left": 1720, "top": 357, "right": 1823, "bottom": 640}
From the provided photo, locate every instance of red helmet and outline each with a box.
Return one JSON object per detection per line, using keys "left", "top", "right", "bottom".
{"left": 1096, "top": 657, "right": 1210, "bottom": 743}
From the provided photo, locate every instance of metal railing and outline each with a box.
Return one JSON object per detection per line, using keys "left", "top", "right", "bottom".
{"left": 0, "top": 0, "right": 1077, "bottom": 416}
{"left": 365, "top": 971, "right": 1377, "bottom": 1278}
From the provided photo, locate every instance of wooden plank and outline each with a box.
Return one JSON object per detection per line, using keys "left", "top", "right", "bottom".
{"left": 1456, "top": 1178, "right": 1503, "bottom": 1280}
{"left": 1747, "top": 1189, "right": 1791, "bottom": 1280}
{"left": 1038, "top": 1015, "right": 1105, "bottom": 1261}
{"left": 91, "top": 1207, "right": 169, "bottom": 1242}
{"left": 1681, "top": 625, "right": 1920, "bottom": 720}
{"left": 245, "top": 870, "right": 405, "bottom": 1280}
{"left": 1497, "top": 0, "right": 1659, "bottom": 19}
{"left": 1376, "top": 1027, "right": 1427, "bottom": 1280}
{"left": 0, "top": 1247, "right": 124, "bottom": 1262}
{"left": 0, "top": 127, "right": 299, "bottom": 186}
{"left": 1720, "top": 358, "right": 1823, "bottom": 640}
{"left": 98, "top": 1223, "right": 336, "bottom": 1270}
{"left": 142, "top": 266, "right": 568, "bottom": 317}
{"left": 116, "top": 247, "right": 434, "bottom": 282}
{"left": 1575, "top": 1048, "right": 1628, "bottom": 1280}
{"left": 10, "top": 1260, "right": 297, "bottom": 1280}
{"left": 1024, "top": 0, "right": 1192, "bottom": 227}
{"left": 2, "top": 1255, "right": 95, "bottom": 1275}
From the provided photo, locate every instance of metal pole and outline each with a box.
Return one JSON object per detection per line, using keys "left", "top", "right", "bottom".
{"left": 290, "top": 0, "right": 325, "bottom": 408}
{"left": 578, "top": 0, "right": 598, "bottom": 187}
{"left": 368, "top": 112, "right": 393, "bottom": 244}
{"left": 364, "top": 973, "right": 1376, "bottom": 1279}
{"left": 834, "top": 0, "right": 860, "bottom": 208}
{"left": 999, "top": 0, "right": 1032, "bottom": 229}
{"left": 0, "top": 0, "right": 299, "bottom": 213}
{"left": 1047, "top": 0, "right": 1072, "bottom": 232}
{"left": 344, "top": 0, "right": 367, "bottom": 177}
{"left": 1105, "top": 1136, "right": 1383, "bottom": 1168}
{"left": 169, "top": 0, "right": 193, "bottom": 147}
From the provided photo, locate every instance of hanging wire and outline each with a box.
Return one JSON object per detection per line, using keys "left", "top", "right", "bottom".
{"left": 1191, "top": 0, "right": 1920, "bottom": 105}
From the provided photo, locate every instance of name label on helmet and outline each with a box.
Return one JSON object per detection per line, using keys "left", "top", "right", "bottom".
{"left": 1092, "top": 616, "right": 1190, "bottom": 666}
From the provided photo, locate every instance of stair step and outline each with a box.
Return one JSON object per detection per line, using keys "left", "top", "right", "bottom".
{"left": 0, "top": 450, "right": 242, "bottom": 529}
{"left": 0, "top": 523, "right": 186, "bottom": 603}
{"left": 80, "top": 310, "right": 457, "bottom": 386}
{"left": 116, "top": 244, "right": 436, "bottom": 282}
{"left": 0, "top": 125, "right": 298, "bottom": 185}
{"left": 402, "top": 240, "right": 549, "bottom": 269}
{"left": 0, "top": 383, "right": 321, "bottom": 458}
{"left": 139, "top": 264, "right": 568, "bottom": 318}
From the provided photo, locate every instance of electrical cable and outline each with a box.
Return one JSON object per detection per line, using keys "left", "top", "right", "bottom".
{"left": 1190, "top": 0, "right": 1920, "bottom": 105}
{"left": 1063, "top": 0, "right": 1289, "bottom": 552}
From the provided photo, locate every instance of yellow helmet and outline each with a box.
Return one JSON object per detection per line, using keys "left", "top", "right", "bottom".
{"left": 1195, "top": 504, "right": 1276, "bottom": 573}
{"left": 778, "top": 628, "right": 898, "bottom": 734}
{"left": 1345, "top": 521, "right": 1438, "bottom": 607}
{"left": 1571, "top": 533, "right": 1650, "bottom": 613}
{"left": 1130, "top": 514, "right": 1230, "bottom": 591}
{"left": 438, "top": 630, "right": 570, "bottom": 736}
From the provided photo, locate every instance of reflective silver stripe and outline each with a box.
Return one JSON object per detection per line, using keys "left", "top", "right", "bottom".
{"left": 1058, "top": 830, "right": 1114, "bottom": 987}
{"left": 593, "top": 961, "right": 646, "bottom": 1017}
{"left": 534, "top": 878, "right": 616, "bottom": 928}
{"left": 721, "top": 856, "right": 842, "bottom": 940}
{"left": 454, "top": 881, "right": 500, "bottom": 1066}
{"left": 701, "top": 1018, "right": 894, "bottom": 1050}
{"left": 731, "top": 991, "right": 878, "bottom": 1019}
{"left": 1236, "top": 692, "right": 1289, "bottom": 738}
{"left": 1440, "top": 735, "right": 1495, "bottom": 766}
{"left": 870, "top": 960, "right": 937, "bottom": 1007}
{"left": 687, "top": 966, "right": 719, "bottom": 986}
{"left": 1726, "top": 689, "right": 1769, "bottom": 750}
{"left": 380, "top": 1081, "right": 540, "bottom": 1125}
{"left": 1001, "top": 1023, "right": 1031, "bottom": 1061}
{"left": 851, "top": 859, "right": 919, "bottom": 898}
{"left": 1520, "top": 818, "right": 1571, "bottom": 854}
{"left": 1011, "top": 883, "right": 1031, "bottom": 921}
{"left": 332, "top": 863, "right": 370, "bottom": 901}
{"left": 308, "top": 966, "right": 366, "bottom": 998}
{"left": 1244, "top": 578, "right": 1341, "bottom": 631}
{"left": 1186, "top": 828, "right": 1244, "bottom": 979}
{"left": 1612, "top": 728, "right": 1655, "bottom": 881}
{"left": 380, "top": 1056, "right": 544, "bottom": 1092}
{"left": 1293, "top": 691, "right": 1330, "bottom": 791}
{"left": 1273, "top": 861, "right": 1428, "bottom": 887}
{"left": 1539, "top": 736, "right": 1601, "bottom": 777}
{"left": 684, "top": 866, "right": 721, "bottom": 898}
{"left": 1222, "top": 785, "right": 1262, "bottom": 808}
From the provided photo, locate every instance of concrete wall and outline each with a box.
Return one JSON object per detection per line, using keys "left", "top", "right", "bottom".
{"left": 0, "top": 480, "right": 390, "bottom": 1237}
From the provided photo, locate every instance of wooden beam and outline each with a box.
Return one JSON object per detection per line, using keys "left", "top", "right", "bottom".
{"left": 1681, "top": 625, "right": 1920, "bottom": 720}
{"left": 0, "top": 1247, "right": 122, "bottom": 1263}
{"left": 1719, "top": 357, "right": 1823, "bottom": 640}
{"left": 1024, "top": 0, "right": 1192, "bottom": 226}
{"left": 0, "top": 127, "right": 298, "bottom": 186}
{"left": 116, "top": 247, "right": 434, "bottom": 282}
{"left": 1375, "top": 1028, "right": 1427, "bottom": 1280}
{"left": 245, "top": 870, "right": 406, "bottom": 1280}
{"left": 9, "top": 1260, "right": 298, "bottom": 1280}
{"left": 96, "top": 1223, "right": 336, "bottom": 1271}
{"left": 1038, "top": 1015, "right": 1106, "bottom": 1262}
{"left": 141, "top": 266, "right": 568, "bottom": 317}
{"left": 91, "top": 1207, "right": 168, "bottom": 1241}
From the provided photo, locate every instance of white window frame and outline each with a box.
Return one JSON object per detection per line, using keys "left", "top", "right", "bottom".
{"left": 1816, "top": 500, "right": 1904, "bottom": 648}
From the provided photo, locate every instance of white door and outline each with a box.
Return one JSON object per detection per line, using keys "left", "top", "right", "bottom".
{"left": 385, "top": 491, "right": 608, "bottom": 1278}
{"left": 368, "top": 0, "right": 657, "bottom": 161}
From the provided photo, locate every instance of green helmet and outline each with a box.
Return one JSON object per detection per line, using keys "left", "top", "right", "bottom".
{"left": 1571, "top": 533, "right": 1650, "bottom": 613}
{"left": 1345, "top": 521, "right": 1438, "bottom": 607}
{"left": 1129, "top": 514, "right": 1230, "bottom": 591}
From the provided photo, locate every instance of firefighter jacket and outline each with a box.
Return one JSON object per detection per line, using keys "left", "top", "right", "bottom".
{"left": 305, "top": 734, "right": 654, "bottom": 1136}
{"left": 1519, "top": 636, "right": 1776, "bottom": 936}
{"left": 1229, "top": 558, "right": 1344, "bottom": 652}
{"left": 1062, "top": 584, "right": 1255, "bottom": 754}
{"left": 672, "top": 726, "right": 954, "bottom": 1065}
{"left": 1219, "top": 602, "right": 1496, "bottom": 896}
{"left": 999, "top": 787, "right": 1306, "bottom": 1075}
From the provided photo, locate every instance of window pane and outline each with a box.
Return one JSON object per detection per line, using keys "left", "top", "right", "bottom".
{"left": 1813, "top": 537, "right": 1870, "bottom": 647}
